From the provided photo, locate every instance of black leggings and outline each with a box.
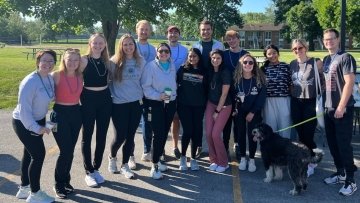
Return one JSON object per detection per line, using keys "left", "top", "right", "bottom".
{"left": 52, "top": 104, "right": 82, "bottom": 187}
{"left": 111, "top": 101, "right": 142, "bottom": 164}
{"left": 12, "top": 118, "right": 46, "bottom": 193}
{"left": 177, "top": 104, "right": 205, "bottom": 159}
{"left": 80, "top": 88, "right": 112, "bottom": 174}
{"left": 223, "top": 115, "right": 238, "bottom": 152}
{"left": 147, "top": 99, "right": 176, "bottom": 164}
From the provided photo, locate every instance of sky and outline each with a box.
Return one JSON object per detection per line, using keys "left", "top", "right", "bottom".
{"left": 239, "top": 0, "right": 272, "bottom": 13}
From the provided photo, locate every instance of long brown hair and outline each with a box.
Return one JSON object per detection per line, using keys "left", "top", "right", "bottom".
{"left": 112, "top": 34, "right": 143, "bottom": 82}
{"left": 233, "top": 54, "right": 266, "bottom": 87}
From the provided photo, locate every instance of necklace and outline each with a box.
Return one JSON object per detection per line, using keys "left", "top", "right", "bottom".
{"left": 36, "top": 71, "right": 54, "bottom": 98}
{"left": 89, "top": 57, "right": 107, "bottom": 77}
{"left": 210, "top": 72, "right": 218, "bottom": 90}
{"left": 171, "top": 43, "right": 180, "bottom": 63}
{"left": 228, "top": 50, "right": 241, "bottom": 69}
{"left": 237, "top": 78, "right": 253, "bottom": 103}
{"left": 137, "top": 42, "right": 151, "bottom": 61}
{"left": 324, "top": 52, "right": 338, "bottom": 80}
{"left": 64, "top": 73, "right": 79, "bottom": 94}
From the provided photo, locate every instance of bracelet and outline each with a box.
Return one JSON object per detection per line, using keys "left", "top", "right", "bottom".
{"left": 215, "top": 109, "right": 220, "bottom": 113}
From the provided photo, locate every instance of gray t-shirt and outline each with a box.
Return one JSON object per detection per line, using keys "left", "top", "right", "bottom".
{"left": 323, "top": 51, "right": 356, "bottom": 108}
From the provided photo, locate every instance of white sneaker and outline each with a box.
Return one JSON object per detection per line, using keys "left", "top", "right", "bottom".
{"left": 85, "top": 173, "right": 98, "bottom": 187}
{"left": 179, "top": 156, "right": 188, "bottom": 171}
{"left": 238, "top": 157, "right": 247, "bottom": 171}
{"left": 93, "top": 170, "right": 105, "bottom": 184}
{"left": 16, "top": 185, "right": 30, "bottom": 199}
{"left": 150, "top": 164, "right": 163, "bottom": 180}
{"left": 339, "top": 181, "right": 357, "bottom": 196}
{"left": 158, "top": 161, "right": 168, "bottom": 172}
{"left": 108, "top": 155, "right": 118, "bottom": 173}
{"left": 209, "top": 163, "right": 218, "bottom": 171}
{"left": 324, "top": 173, "right": 346, "bottom": 185}
{"left": 121, "top": 164, "right": 135, "bottom": 179}
{"left": 141, "top": 152, "right": 152, "bottom": 162}
{"left": 190, "top": 159, "right": 200, "bottom": 171}
{"left": 216, "top": 165, "right": 229, "bottom": 173}
{"left": 248, "top": 159, "right": 256, "bottom": 172}
{"left": 128, "top": 156, "right": 137, "bottom": 170}
{"left": 307, "top": 163, "right": 317, "bottom": 177}
{"left": 26, "top": 190, "right": 55, "bottom": 203}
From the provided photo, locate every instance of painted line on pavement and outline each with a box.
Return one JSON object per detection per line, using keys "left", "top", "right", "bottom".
{"left": 230, "top": 139, "right": 243, "bottom": 203}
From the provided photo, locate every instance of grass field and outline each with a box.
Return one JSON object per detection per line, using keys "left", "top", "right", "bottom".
{"left": 1, "top": 41, "right": 360, "bottom": 109}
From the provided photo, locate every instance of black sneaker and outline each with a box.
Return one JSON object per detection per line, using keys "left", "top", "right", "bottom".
{"left": 173, "top": 148, "right": 181, "bottom": 160}
{"left": 64, "top": 183, "right": 75, "bottom": 194}
{"left": 195, "top": 147, "right": 202, "bottom": 158}
{"left": 53, "top": 186, "right": 67, "bottom": 199}
{"left": 235, "top": 145, "right": 241, "bottom": 161}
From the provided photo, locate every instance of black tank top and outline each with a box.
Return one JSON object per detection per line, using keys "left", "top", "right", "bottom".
{"left": 83, "top": 57, "right": 108, "bottom": 87}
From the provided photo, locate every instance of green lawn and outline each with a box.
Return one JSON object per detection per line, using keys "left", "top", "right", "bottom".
{"left": 1, "top": 42, "right": 360, "bottom": 109}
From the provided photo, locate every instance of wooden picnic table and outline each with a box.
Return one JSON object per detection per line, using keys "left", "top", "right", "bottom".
{"left": 22, "top": 47, "right": 65, "bottom": 60}
{"left": 254, "top": 55, "right": 266, "bottom": 67}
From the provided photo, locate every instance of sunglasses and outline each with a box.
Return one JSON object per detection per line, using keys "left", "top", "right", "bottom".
{"left": 158, "top": 49, "right": 170, "bottom": 54}
{"left": 292, "top": 47, "right": 304, "bottom": 52}
{"left": 243, "top": 60, "right": 254, "bottom": 65}
{"left": 65, "top": 48, "right": 80, "bottom": 53}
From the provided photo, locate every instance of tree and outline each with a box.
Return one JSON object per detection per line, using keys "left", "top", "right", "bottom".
{"left": 285, "top": 2, "right": 322, "bottom": 50}
{"left": 241, "top": 5, "right": 275, "bottom": 24}
{"left": 272, "top": 0, "right": 306, "bottom": 24}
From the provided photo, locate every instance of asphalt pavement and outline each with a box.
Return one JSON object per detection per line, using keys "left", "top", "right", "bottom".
{"left": 0, "top": 109, "right": 359, "bottom": 203}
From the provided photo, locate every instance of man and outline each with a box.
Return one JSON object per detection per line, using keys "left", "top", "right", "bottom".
{"left": 132, "top": 20, "right": 157, "bottom": 168}
{"left": 222, "top": 29, "right": 248, "bottom": 163}
{"left": 192, "top": 20, "right": 224, "bottom": 157}
{"left": 166, "top": 25, "right": 188, "bottom": 159}
{"left": 322, "top": 28, "right": 357, "bottom": 196}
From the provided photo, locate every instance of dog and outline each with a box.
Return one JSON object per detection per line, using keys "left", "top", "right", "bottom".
{"left": 252, "top": 123, "right": 323, "bottom": 195}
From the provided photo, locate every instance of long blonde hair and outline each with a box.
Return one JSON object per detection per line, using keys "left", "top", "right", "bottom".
{"left": 85, "top": 33, "right": 110, "bottom": 68}
{"left": 112, "top": 34, "right": 144, "bottom": 82}
{"left": 233, "top": 54, "right": 266, "bottom": 87}
{"left": 56, "top": 48, "right": 82, "bottom": 76}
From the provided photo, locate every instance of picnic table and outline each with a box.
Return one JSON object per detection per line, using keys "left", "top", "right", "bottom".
{"left": 254, "top": 55, "right": 266, "bottom": 67}
{"left": 0, "top": 43, "right": 5, "bottom": 48}
{"left": 22, "top": 47, "right": 65, "bottom": 60}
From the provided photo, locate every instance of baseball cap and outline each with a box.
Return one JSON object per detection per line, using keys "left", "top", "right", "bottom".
{"left": 167, "top": 26, "right": 180, "bottom": 34}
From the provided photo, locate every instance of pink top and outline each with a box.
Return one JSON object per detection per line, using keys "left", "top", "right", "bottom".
{"left": 55, "top": 71, "right": 83, "bottom": 104}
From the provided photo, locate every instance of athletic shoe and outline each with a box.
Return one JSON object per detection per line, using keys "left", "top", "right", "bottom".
{"left": 324, "top": 173, "right": 346, "bottom": 185}
{"left": 173, "top": 148, "right": 181, "bottom": 160}
{"left": 238, "top": 157, "right": 247, "bottom": 171}
{"left": 93, "top": 170, "right": 105, "bottom": 184}
{"left": 158, "top": 161, "right": 168, "bottom": 172}
{"left": 150, "top": 164, "right": 163, "bottom": 180}
{"left": 195, "top": 147, "right": 203, "bottom": 158}
{"left": 216, "top": 165, "right": 229, "bottom": 173}
{"left": 339, "top": 181, "right": 357, "bottom": 196}
{"left": 85, "top": 173, "right": 98, "bottom": 187}
{"left": 190, "top": 159, "right": 200, "bottom": 171}
{"left": 26, "top": 190, "right": 55, "bottom": 203}
{"left": 248, "top": 159, "right": 256, "bottom": 172}
{"left": 108, "top": 155, "right": 118, "bottom": 173}
{"left": 141, "top": 152, "right": 152, "bottom": 162}
{"left": 16, "top": 185, "right": 30, "bottom": 199}
{"left": 53, "top": 186, "right": 67, "bottom": 199}
{"left": 179, "top": 156, "right": 188, "bottom": 171}
{"left": 128, "top": 156, "right": 137, "bottom": 170}
{"left": 307, "top": 163, "right": 317, "bottom": 177}
{"left": 121, "top": 164, "right": 135, "bottom": 179}
{"left": 209, "top": 163, "right": 218, "bottom": 171}
{"left": 64, "top": 183, "right": 74, "bottom": 194}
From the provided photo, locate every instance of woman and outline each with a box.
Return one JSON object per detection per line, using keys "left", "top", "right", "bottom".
{"left": 177, "top": 48, "right": 207, "bottom": 171}
{"left": 141, "top": 43, "right": 177, "bottom": 179}
{"left": 12, "top": 50, "right": 56, "bottom": 203}
{"left": 205, "top": 49, "right": 232, "bottom": 173}
{"left": 80, "top": 33, "right": 112, "bottom": 187}
{"left": 107, "top": 34, "right": 145, "bottom": 179}
{"left": 233, "top": 54, "right": 266, "bottom": 172}
{"left": 261, "top": 44, "right": 292, "bottom": 139}
{"left": 290, "top": 39, "right": 323, "bottom": 177}
{"left": 51, "top": 48, "right": 83, "bottom": 199}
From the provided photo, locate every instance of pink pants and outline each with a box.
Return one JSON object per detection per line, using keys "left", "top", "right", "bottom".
{"left": 205, "top": 101, "right": 232, "bottom": 167}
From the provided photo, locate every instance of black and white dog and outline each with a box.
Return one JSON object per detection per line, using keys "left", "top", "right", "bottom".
{"left": 252, "top": 123, "right": 324, "bottom": 195}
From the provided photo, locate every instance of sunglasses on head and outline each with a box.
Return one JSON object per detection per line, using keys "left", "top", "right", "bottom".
{"left": 243, "top": 60, "right": 254, "bottom": 65}
{"left": 292, "top": 46, "right": 304, "bottom": 52}
{"left": 65, "top": 48, "right": 80, "bottom": 53}
{"left": 158, "top": 49, "right": 170, "bottom": 54}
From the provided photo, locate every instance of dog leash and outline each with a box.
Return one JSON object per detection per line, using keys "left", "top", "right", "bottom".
{"left": 275, "top": 112, "right": 324, "bottom": 133}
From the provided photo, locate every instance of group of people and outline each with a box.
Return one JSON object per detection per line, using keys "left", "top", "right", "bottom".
{"left": 12, "top": 18, "right": 358, "bottom": 203}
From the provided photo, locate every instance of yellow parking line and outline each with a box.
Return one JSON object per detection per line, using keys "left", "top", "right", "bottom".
{"left": 0, "top": 145, "right": 59, "bottom": 187}
{"left": 230, "top": 140, "right": 243, "bottom": 203}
